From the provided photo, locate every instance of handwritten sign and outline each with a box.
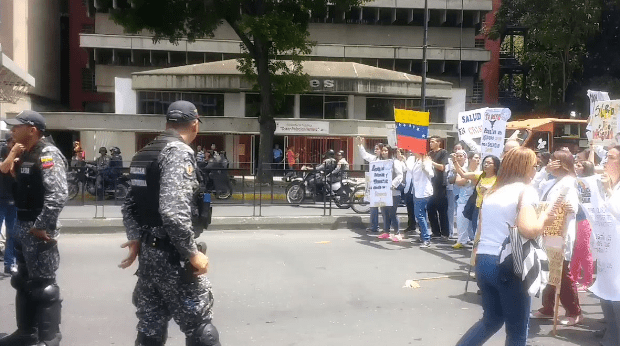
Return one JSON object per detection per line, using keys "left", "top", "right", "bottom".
{"left": 368, "top": 160, "right": 393, "bottom": 207}
{"left": 577, "top": 175, "right": 620, "bottom": 301}
{"left": 480, "top": 108, "right": 511, "bottom": 158}
{"left": 546, "top": 245, "right": 564, "bottom": 288}
{"left": 590, "top": 100, "right": 619, "bottom": 146}
{"left": 457, "top": 108, "right": 487, "bottom": 142}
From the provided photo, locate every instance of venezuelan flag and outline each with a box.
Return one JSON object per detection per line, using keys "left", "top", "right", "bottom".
{"left": 394, "top": 108, "right": 429, "bottom": 154}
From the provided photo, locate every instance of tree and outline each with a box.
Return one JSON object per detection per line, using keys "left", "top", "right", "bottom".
{"left": 102, "top": 0, "right": 365, "bottom": 181}
{"left": 489, "top": 0, "right": 603, "bottom": 112}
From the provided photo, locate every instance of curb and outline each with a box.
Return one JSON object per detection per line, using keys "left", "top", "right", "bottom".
{"left": 58, "top": 215, "right": 410, "bottom": 233}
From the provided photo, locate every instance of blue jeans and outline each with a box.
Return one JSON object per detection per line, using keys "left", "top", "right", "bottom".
{"left": 0, "top": 200, "right": 17, "bottom": 268}
{"left": 369, "top": 207, "right": 379, "bottom": 231}
{"left": 381, "top": 195, "right": 400, "bottom": 234}
{"left": 447, "top": 189, "right": 456, "bottom": 236}
{"left": 457, "top": 254, "right": 531, "bottom": 346}
{"left": 413, "top": 197, "right": 431, "bottom": 242}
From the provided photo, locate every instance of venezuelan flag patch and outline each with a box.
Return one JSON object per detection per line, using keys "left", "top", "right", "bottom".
{"left": 41, "top": 156, "right": 54, "bottom": 169}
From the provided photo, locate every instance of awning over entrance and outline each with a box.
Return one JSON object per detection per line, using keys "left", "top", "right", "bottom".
{"left": 0, "top": 46, "right": 35, "bottom": 104}
{"left": 131, "top": 59, "right": 453, "bottom": 98}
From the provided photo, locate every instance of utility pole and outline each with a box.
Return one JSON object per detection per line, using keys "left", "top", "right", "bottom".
{"left": 421, "top": 0, "right": 428, "bottom": 111}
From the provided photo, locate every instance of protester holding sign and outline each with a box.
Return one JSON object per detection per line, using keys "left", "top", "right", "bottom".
{"left": 452, "top": 155, "right": 500, "bottom": 237}
{"left": 376, "top": 146, "right": 404, "bottom": 241}
{"left": 452, "top": 151, "right": 480, "bottom": 249}
{"left": 457, "top": 147, "right": 558, "bottom": 346}
{"left": 531, "top": 150, "right": 582, "bottom": 326}
{"left": 578, "top": 145, "right": 620, "bottom": 346}
{"left": 357, "top": 137, "right": 384, "bottom": 233}
{"left": 407, "top": 152, "right": 434, "bottom": 248}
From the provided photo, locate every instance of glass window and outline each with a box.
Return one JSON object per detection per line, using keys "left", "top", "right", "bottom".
{"left": 324, "top": 96, "right": 348, "bottom": 119}
{"left": 245, "top": 94, "right": 294, "bottom": 118}
{"left": 300, "top": 95, "right": 324, "bottom": 119}
{"left": 137, "top": 91, "right": 224, "bottom": 116}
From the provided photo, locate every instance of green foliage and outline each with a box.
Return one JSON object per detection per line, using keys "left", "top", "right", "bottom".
{"left": 110, "top": 0, "right": 365, "bottom": 113}
{"left": 489, "top": 0, "right": 604, "bottom": 108}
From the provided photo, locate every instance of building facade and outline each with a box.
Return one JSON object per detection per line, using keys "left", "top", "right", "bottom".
{"left": 74, "top": 0, "right": 495, "bottom": 113}
{"left": 0, "top": 0, "right": 63, "bottom": 118}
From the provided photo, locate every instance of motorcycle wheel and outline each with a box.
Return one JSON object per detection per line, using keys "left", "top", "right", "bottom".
{"left": 350, "top": 185, "right": 370, "bottom": 214}
{"left": 68, "top": 181, "right": 80, "bottom": 200}
{"left": 333, "top": 186, "right": 352, "bottom": 209}
{"left": 285, "top": 182, "right": 305, "bottom": 205}
{"left": 86, "top": 181, "right": 97, "bottom": 196}
{"left": 115, "top": 183, "right": 129, "bottom": 200}
{"left": 215, "top": 186, "right": 232, "bottom": 200}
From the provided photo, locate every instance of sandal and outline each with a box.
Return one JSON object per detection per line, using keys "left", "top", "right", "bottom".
{"left": 560, "top": 314, "right": 583, "bottom": 326}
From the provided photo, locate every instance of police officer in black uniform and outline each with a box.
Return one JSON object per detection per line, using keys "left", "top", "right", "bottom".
{"left": 0, "top": 111, "right": 68, "bottom": 346}
{"left": 120, "top": 100, "right": 218, "bottom": 346}
{"left": 314, "top": 149, "right": 337, "bottom": 194}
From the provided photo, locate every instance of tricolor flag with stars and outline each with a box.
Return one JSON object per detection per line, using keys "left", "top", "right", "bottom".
{"left": 394, "top": 108, "right": 430, "bottom": 154}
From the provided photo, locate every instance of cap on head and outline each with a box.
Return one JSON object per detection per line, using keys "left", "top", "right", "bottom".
{"left": 166, "top": 101, "right": 201, "bottom": 123}
{"left": 3, "top": 110, "right": 46, "bottom": 131}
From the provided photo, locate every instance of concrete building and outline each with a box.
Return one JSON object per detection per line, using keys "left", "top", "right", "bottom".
{"left": 0, "top": 0, "right": 64, "bottom": 118}
{"left": 33, "top": 60, "right": 460, "bottom": 170}
{"left": 75, "top": 0, "right": 494, "bottom": 113}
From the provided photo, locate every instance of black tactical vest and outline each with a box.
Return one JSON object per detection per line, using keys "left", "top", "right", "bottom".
{"left": 14, "top": 141, "right": 46, "bottom": 221}
{"left": 129, "top": 131, "right": 211, "bottom": 232}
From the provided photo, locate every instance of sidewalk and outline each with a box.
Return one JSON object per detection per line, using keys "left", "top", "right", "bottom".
{"left": 58, "top": 204, "right": 408, "bottom": 233}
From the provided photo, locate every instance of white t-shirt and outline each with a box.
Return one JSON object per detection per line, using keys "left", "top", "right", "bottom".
{"left": 478, "top": 182, "right": 540, "bottom": 256}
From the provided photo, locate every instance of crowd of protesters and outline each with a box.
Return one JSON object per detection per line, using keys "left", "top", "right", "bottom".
{"left": 354, "top": 131, "right": 620, "bottom": 345}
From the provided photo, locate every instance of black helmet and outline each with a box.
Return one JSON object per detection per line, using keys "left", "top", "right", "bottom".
{"left": 99, "top": 147, "right": 107, "bottom": 154}
{"left": 110, "top": 146, "right": 121, "bottom": 155}
{"left": 337, "top": 150, "right": 345, "bottom": 156}
{"left": 325, "top": 149, "right": 335, "bottom": 158}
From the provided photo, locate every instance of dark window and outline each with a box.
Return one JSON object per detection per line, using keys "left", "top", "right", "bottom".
{"left": 324, "top": 96, "right": 347, "bottom": 119}
{"left": 245, "top": 94, "right": 294, "bottom": 118}
{"left": 300, "top": 95, "right": 324, "bottom": 119}
{"left": 138, "top": 92, "right": 224, "bottom": 116}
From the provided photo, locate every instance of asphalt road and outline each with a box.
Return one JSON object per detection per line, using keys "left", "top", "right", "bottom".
{"left": 0, "top": 229, "right": 605, "bottom": 345}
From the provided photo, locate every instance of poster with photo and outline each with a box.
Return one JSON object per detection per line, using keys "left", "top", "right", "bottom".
{"left": 590, "top": 100, "right": 619, "bottom": 146}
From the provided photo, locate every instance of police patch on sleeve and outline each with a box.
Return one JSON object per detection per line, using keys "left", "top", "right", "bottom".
{"left": 41, "top": 156, "right": 54, "bottom": 169}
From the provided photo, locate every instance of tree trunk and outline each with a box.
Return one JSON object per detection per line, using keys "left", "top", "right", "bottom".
{"left": 254, "top": 38, "right": 276, "bottom": 183}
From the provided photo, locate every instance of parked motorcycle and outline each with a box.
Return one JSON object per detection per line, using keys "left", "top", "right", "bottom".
{"left": 199, "top": 161, "right": 233, "bottom": 200}
{"left": 285, "top": 170, "right": 354, "bottom": 208}
{"left": 67, "top": 163, "right": 129, "bottom": 200}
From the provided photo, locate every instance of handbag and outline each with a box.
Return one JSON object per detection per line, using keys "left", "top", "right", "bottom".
{"left": 499, "top": 186, "right": 549, "bottom": 297}
{"left": 462, "top": 176, "right": 481, "bottom": 220}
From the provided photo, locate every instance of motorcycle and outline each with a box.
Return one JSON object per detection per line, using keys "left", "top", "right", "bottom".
{"left": 67, "top": 163, "right": 130, "bottom": 200}
{"left": 199, "top": 161, "right": 233, "bottom": 200}
{"left": 285, "top": 170, "right": 354, "bottom": 208}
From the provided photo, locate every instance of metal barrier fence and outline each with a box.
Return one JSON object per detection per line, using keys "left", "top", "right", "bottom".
{"left": 66, "top": 162, "right": 374, "bottom": 217}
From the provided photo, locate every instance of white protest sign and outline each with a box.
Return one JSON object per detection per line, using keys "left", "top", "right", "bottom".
{"left": 588, "top": 90, "right": 610, "bottom": 118}
{"left": 457, "top": 108, "right": 487, "bottom": 142}
{"left": 368, "top": 160, "right": 393, "bottom": 207}
{"left": 577, "top": 175, "right": 620, "bottom": 301}
{"left": 590, "top": 100, "right": 619, "bottom": 146}
{"left": 480, "top": 108, "right": 511, "bottom": 158}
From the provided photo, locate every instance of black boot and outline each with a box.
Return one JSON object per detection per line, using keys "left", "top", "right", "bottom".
{"left": 35, "top": 287, "right": 62, "bottom": 346}
{"left": 0, "top": 290, "right": 39, "bottom": 346}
